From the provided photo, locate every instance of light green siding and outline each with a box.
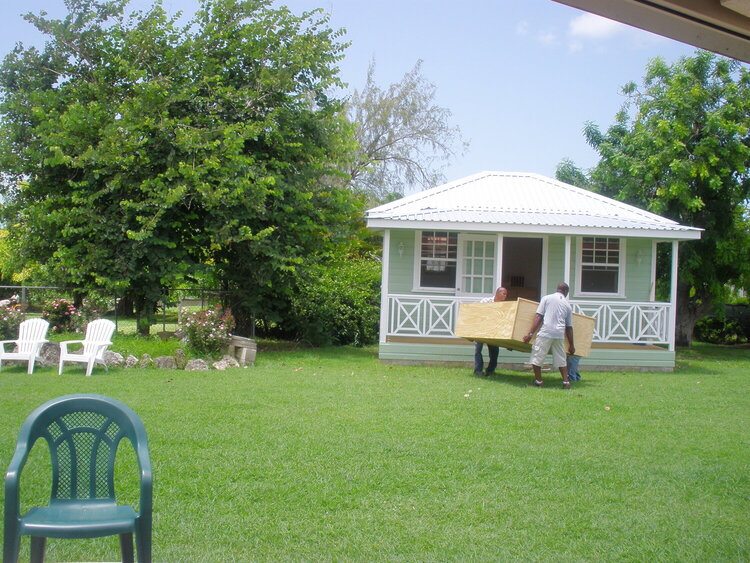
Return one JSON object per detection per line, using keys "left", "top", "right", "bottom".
{"left": 388, "top": 230, "right": 417, "bottom": 294}
{"left": 545, "top": 236, "right": 566, "bottom": 293}
{"left": 624, "top": 238, "right": 653, "bottom": 301}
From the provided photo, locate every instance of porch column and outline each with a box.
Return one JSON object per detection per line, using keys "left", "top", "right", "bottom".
{"left": 495, "top": 234, "right": 504, "bottom": 289}
{"left": 564, "top": 236, "right": 572, "bottom": 285}
{"left": 379, "top": 230, "right": 391, "bottom": 344}
{"left": 668, "top": 240, "right": 679, "bottom": 352}
{"left": 650, "top": 241, "right": 658, "bottom": 301}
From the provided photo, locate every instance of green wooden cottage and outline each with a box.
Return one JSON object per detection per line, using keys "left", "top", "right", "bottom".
{"left": 365, "top": 171, "right": 702, "bottom": 371}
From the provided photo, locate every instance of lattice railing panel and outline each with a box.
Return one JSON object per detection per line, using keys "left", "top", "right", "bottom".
{"left": 386, "top": 295, "right": 670, "bottom": 344}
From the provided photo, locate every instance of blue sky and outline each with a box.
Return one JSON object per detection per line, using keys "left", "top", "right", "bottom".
{"left": 0, "top": 0, "right": 701, "bottom": 185}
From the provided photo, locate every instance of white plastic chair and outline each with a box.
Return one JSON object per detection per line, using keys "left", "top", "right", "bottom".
{"left": 58, "top": 319, "right": 116, "bottom": 377}
{"left": 0, "top": 318, "right": 50, "bottom": 375}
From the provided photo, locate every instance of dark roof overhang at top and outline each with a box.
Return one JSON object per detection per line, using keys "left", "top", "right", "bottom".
{"left": 552, "top": 0, "right": 750, "bottom": 63}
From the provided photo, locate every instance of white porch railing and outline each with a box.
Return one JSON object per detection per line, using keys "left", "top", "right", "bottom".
{"left": 570, "top": 301, "right": 670, "bottom": 345}
{"left": 386, "top": 294, "right": 671, "bottom": 346}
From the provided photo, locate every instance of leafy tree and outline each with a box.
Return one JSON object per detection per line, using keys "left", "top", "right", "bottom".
{"left": 582, "top": 51, "right": 750, "bottom": 345}
{"left": 346, "top": 60, "right": 466, "bottom": 203}
{"left": 555, "top": 157, "right": 591, "bottom": 189}
{"left": 0, "top": 0, "right": 361, "bottom": 334}
{"left": 0, "top": 230, "right": 13, "bottom": 285}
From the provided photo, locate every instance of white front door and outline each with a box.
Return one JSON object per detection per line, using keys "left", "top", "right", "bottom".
{"left": 457, "top": 235, "right": 497, "bottom": 297}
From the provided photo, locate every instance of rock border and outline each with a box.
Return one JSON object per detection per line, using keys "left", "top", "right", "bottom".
{"left": 31, "top": 343, "right": 252, "bottom": 371}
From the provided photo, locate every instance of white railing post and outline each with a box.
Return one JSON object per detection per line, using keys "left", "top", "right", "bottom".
{"left": 669, "top": 241, "right": 679, "bottom": 351}
{"left": 379, "top": 230, "right": 391, "bottom": 344}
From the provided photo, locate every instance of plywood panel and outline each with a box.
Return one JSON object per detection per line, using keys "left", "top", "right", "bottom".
{"left": 455, "top": 298, "right": 595, "bottom": 357}
{"left": 571, "top": 314, "right": 595, "bottom": 358}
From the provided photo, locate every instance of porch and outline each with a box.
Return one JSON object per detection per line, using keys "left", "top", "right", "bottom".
{"left": 379, "top": 294, "right": 676, "bottom": 371}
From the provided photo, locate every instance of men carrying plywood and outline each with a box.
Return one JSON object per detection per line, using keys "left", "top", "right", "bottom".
{"left": 455, "top": 283, "right": 593, "bottom": 389}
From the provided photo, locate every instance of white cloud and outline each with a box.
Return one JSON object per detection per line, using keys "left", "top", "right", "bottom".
{"left": 568, "top": 39, "right": 583, "bottom": 53}
{"left": 568, "top": 12, "right": 627, "bottom": 39}
{"left": 517, "top": 19, "right": 559, "bottom": 46}
{"left": 537, "top": 32, "right": 557, "bottom": 46}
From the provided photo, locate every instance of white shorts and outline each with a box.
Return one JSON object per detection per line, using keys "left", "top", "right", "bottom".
{"left": 530, "top": 334, "right": 567, "bottom": 369}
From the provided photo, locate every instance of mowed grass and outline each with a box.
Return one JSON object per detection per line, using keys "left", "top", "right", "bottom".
{"left": 0, "top": 343, "right": 748, "bottom": 562}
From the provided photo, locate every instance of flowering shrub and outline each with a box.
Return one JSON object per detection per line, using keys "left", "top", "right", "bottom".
{"left": 42, "top": 298, "right": 81, "bottom": 333}
{"left": 0, "top": 304, "right": 25, "bottom": 339}
{"left": 179, "top": 306, "right": 235, "bottom": 358}
{"left": 72, "top": 298, "right": 105, "bottom": 333}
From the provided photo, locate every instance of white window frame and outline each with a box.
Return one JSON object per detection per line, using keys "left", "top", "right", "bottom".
{"left": 412, "top": 230, "right": 459, "bottom": 293}
{"left": 575, "top": 236, "right": 626, "bottom": 298}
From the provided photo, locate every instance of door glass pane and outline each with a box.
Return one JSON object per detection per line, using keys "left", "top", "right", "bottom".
{"left": 483, "top": 278, "right": 493, "bottom": 293}
{"left": 459, "top": 237, "right": 495, "bottom": 295}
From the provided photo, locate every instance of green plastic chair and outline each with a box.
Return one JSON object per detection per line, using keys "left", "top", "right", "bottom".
{"left": 3, "top": 394, "right": 152, "bottom": 563}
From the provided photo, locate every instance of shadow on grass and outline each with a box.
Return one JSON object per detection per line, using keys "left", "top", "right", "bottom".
{"left": 678, "top": 341, "right": 750, "bottom": 361}
{"left": 476, "top": 370, "right": 592, "bottom": 389}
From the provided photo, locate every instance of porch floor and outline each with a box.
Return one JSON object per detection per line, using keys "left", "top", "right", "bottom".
{"left": 381, "top": 337, "right": 674, "bottom": 371}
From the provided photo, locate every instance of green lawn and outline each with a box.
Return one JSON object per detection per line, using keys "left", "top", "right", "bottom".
{"left": 1, "top": 343, "right": 748, "bottom": 562}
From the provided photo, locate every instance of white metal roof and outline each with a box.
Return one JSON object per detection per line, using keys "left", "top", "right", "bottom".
{"left": 365, "top": 171, "right": 703, "bottom": 240}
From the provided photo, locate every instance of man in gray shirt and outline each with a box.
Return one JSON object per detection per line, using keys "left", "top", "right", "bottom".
{"left": 522, "top": 282, "right": 576, "bottom": 389}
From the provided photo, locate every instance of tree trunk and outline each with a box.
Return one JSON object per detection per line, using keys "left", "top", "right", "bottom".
{"left": 135, "top": 299, "right": 155, "bottom": 336}
{"left": 117, "top": 295, "right": 135, "bottom": 317}
{"left": 674, "top": 280, "right": 711, "bottom": 347}
{"left": 232, "top": 304, "right": 255, "bottom": 337}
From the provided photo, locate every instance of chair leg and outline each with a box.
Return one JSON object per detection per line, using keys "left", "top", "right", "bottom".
{"left": 27, "top": 359, "right": 35, "bottom": 375}
{"left": 58, "top": 359, "right": 64, "bottom": 375}
{"left": 2, "top": 530, "right": 21, "bottom": 563}
{"left": 30, "top": 536, "right": 46, "bottom": 563}
{"left": 120, "top": 532, "right": 134, "bottom": 563}
{"left": 135, "top": 522, "right": 152, "bottom": 563}
{"left": 86, "top": 359, "right": 95, "bottom": 377}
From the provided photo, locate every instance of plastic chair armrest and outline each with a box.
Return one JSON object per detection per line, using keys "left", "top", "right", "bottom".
{"left": 137, "top": 444, "right": 153, "bottom": 515}
{"left": 4, "top": 442, "right": 31, "bottom": 519}
{"left": 59, "top": 340, "right": 85, "bottom": 353}
{"left": 0, "top": 339, "right": 19, "bottom": 352}
{"left": 91, "top": 341, "right": 113, "bottom": 354}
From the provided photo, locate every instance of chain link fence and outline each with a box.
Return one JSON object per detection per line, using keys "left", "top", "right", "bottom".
{"left": 0, "top": 285, "right": 253, "bottom": 337}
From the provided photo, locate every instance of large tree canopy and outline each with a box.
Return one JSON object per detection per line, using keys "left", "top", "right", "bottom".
{"left": 581, "top": 51, "right": 750, "bottom": 345}
{"left": 0, "top": 0, "right": 361, "bottom": 333}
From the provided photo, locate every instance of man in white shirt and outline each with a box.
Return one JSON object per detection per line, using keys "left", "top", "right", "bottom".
{"left": 522, "top": 282, "right": 576, "bottom": 389}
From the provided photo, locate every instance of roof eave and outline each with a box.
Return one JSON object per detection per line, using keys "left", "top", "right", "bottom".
{"left": 365, "top": 218, "right": 703, "bottom": 240}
